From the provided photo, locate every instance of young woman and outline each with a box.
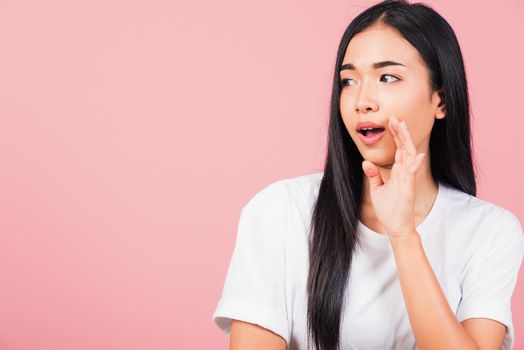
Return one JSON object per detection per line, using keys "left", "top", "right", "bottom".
{"left": 212, "top": 0, "right": 524, "bottom": 349}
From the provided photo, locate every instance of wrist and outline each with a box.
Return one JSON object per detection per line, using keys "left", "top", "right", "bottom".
{"left": 388, "top": 229, "right": 420, "bottom": 245}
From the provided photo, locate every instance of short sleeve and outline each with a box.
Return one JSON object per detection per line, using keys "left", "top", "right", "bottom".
{"left": 212, "top": 206, "right": 289, "bottom": 344}
{"left": 456, "top": 209, "right": 524, "bottom": 350}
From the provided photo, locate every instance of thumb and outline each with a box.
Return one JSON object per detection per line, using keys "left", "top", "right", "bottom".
{"left": 362, "top": 160, "right": 384, "bottom": 190}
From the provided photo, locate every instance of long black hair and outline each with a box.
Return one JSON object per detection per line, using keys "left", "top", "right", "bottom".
{"left": 306, "top": 1, "right": 477, "bottom": 349}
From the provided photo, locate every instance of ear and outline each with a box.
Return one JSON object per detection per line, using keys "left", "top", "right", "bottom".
{"left": 433, "top": 89, "right": 446, "bottom": 120}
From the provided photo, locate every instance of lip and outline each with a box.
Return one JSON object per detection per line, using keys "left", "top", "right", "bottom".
{"left": 357, "top": 128, "right": 386, "bottom": 145}
{"left": 356, "top": 121, "right": 385, "bottom": 131}
{"left": 355, "top": 121, "right": 386, "bottom": 146}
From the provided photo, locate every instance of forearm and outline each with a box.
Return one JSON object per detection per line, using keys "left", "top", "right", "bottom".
{"left": 389, "top": 232, "right": 478, "bottom": 350}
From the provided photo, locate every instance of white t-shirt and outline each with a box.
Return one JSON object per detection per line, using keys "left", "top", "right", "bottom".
{"left": 212, "top": 171, "right": 524, "bottom": 349}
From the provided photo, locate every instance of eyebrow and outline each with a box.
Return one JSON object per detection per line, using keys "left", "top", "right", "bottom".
{"left": 340, "top": 60, "right": 406, "bottom": 72}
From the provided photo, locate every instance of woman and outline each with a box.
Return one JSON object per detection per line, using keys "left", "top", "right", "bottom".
{"left": 212, "top": 0, "right": 524, "bottom": 349}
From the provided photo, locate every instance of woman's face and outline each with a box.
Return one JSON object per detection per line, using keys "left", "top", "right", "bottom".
{"left": 339, "top": 24, "right": 445, "bottom": 168}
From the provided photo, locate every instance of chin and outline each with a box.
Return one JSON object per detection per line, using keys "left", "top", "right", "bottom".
{"left": 361, "top": 151, "right": 395, "bottom": 167}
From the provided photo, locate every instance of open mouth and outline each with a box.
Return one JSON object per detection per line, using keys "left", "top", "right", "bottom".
{"left": 358, "top": 127, "right": 385, "bottom": 136}
{"left": 357, "top": 127, "right": 386, "bottom": 145}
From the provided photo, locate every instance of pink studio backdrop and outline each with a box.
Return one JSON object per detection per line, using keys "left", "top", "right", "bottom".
{"left": 0, "top": 0, "right": 523, "bottom": 349}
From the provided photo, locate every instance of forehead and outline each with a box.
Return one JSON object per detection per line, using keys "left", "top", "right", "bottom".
{"left": 342, "top": 26, "right": 421, "bottom": 69}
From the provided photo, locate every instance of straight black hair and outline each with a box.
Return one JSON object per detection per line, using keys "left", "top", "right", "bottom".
{"left": 306, "top": 1, "right": 477, "bottom": 349}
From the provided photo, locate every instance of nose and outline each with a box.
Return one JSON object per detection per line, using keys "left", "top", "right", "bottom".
{"left": 355, "top": 102, "right": 378, "bottom": 113}
{"left": 354, "top": 80, "right": 378, "bottom": 113}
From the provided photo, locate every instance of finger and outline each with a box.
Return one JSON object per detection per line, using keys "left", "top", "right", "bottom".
{"left": 391, "top": 162, "right": 402, "bottom": 186}
{"left": 390, "top": 116, "right": 405, "bottom": 148}
{"left": 362, "top": 160, "right": 384, "bottom": 190}
{"left": 392, "top": 118, "right": 406, "bottom": 165}
{"left": 400, "top": 121, "right": 416, "bottom": 155}
{"left": 394, "top": 143, "right": 402, "bottom": 164}
{"left": 399, "top": 121, "right": 417, "bottom": 162}
{"left": 389, "top": 118, "right": 403, "bottom": 164}
{"left": 408, "top": 153, "right": 426, "bottom": 173}
{"left": 389, "top": 117, "right": 407, "bottom": 167}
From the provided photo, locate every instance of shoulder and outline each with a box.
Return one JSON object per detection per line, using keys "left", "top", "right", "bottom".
{"left": 442, "top": 183, "right": 523, "bottom": 240}
{"left": 242, "top": 171, "right": 324, "bottom": 220}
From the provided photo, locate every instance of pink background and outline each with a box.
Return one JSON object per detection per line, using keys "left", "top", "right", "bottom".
{"left": 0, "top": 0, "right": 523, "bottom": 349}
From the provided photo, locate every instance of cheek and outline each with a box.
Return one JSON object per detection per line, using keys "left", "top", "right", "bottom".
{"left": 381, "top": 86, "right": 421, "bottom": 112}
{"left": 339, "top": 96, "right": 355, "bottom": 134}
{"left": 383, "top": 88, "right": 433, "bottom": 140}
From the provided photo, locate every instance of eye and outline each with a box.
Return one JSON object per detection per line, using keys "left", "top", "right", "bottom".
{"left": 340, "top": 74, "right": 400, "bottom": 88}
{"left": 340, "top": 78, "right": 356, "bottom": 87}
{"left": 380, "top": 74, "right": 400, "bottom": 83}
